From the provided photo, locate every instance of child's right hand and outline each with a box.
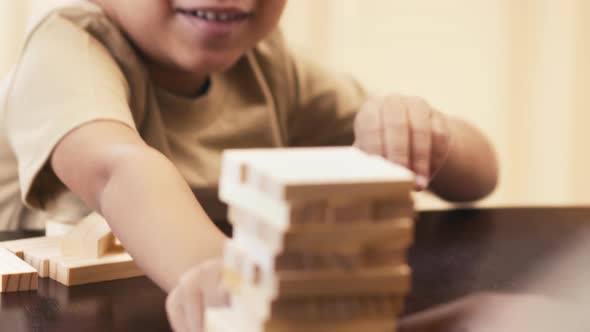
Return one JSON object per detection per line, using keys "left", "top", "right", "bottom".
{"left": 166, "top": 259, "right": 228, "bottom": 332}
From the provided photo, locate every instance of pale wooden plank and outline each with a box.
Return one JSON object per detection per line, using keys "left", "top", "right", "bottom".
{"left": 206, "top": 307, "right": 397, "bottom": 332}
{"left": 220, "top": 147, "right": 415, "bottom": 202}
{"left": 222, "top": 183, "right": 413, "bottom": 231}
{"left": 224, "top": 264, "right": 411, "bottom": 300}
{"left": 0, "top": 236, "right": 62, "bottom": 259}
{"left": 232, "top": 293, "right": 405, "bottom": 322}
{"left": 0, "top": 247, "right": 37, "bottom": 293}
{"left": 277, "top": 265, "right": 411, "bottom": 298}
{"left": 45, "top": 221, "right": 75, "bottom": 236}
{"left": 60, "top": 213, "right": 115, "bottom": 259}
{"left": 23, "top": 243, "right": 61, "bottom": 278}
{"left": 229, "top": 219, "right": 413, "bottom": 269}
{"left": 49, "top": 251, "right": 144, "bottom": 286}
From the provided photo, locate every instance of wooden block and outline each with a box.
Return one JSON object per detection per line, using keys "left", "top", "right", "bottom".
{"left": 60, "top": 213, "right": 116, "bottom": 258}
{"left": 49, "top": 251, "right": 144, "bottom": 286}
{"left": 23, "top": 243, "right": 61, "bottom": 278}
{"left": 220, "top": 147, "right": 415, "bottom": 202}
{"left": 224, "top": 262, "right": 411, "bottom": 300}
{"left": 277, "top": 264, "right": 409, "bottom": 298}
{"left": 283, "top": 219, "right": 414, "bottom": 253}
{"left": 276, "top": 265, "right": 411, "bottom": 298}
{"left": 0, "top": 236, "right": 62, "bottom": 259}
{"left": 0, "top": 247, "right": 38, "bottom": 293}
{"left": 224, "top": 235, "right": 410, "bottom": 296}
{"left": 275, "top": 250, "right": 407, "bottom": 271}
{"left": 372, "top": 199, "right": 416, "bottom": 221}
{"left": 230, "top": 217, "right": 413, "bottom": 266}
{"left": 221, "top": 181, "right": 291, "bottom": 229}
{"left": 263, "top": 316, "right": 396, "bottom": 332}
{"left": 232, "top": 293, "right": 405, "bottom": 322}
{"left": 45, "top": 221, "right": 75, "bottom": 236}
{"left": 206, "top": 308, "right": 397, "bottom": 332}
{"left": 289, "top": 201, "right": 328, "bottom": 224}
{"left": 206, "top": 308, "right": 241, "bottom": 332}
{"left": 222, "top": 183, "right": 413, "bottom": 231}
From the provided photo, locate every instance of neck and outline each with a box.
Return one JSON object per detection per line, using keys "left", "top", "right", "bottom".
{"left": 147, "top": 62, "right": 210, "bottom": 98}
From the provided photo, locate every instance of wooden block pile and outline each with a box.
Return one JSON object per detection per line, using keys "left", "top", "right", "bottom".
{"left": 0, "top": 213, "right": 143, "bottom": 292}
{"left": 0, "top": 247, "right": 38, "bottom": 292}
{"left": 207, "top": 147, "right": 415, "bottom": 332}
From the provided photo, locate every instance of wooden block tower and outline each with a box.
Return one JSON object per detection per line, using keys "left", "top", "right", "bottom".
{"left": 207, "top": 147, "right": 415, "bottom": 332}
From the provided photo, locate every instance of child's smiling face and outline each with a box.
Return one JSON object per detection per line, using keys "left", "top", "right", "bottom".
{"left": 95, "top": 0, "right": 287, "bottom": 78}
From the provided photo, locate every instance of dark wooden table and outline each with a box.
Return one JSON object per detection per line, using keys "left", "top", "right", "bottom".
{"left": 1, "top": 207, "right": 589, "bottom": 332}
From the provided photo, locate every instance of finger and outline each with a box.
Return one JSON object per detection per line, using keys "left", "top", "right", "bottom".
{"left": 166, "top": 287, "right": 190, "bottom": 332}
{"left": 406, "top": 97, "right": 433, "bottom": 190}
{"left": 382, "top": 95, "right": 410, "bottom": 168}
{"left": 430, "top": 110, "right": 452, "bottom": 178}
{"left": 184, "top": 288, "right": 205, "bottom": 332}
{"left": 354, "top": 97, "right": 385, "bottom": 155}
{"left": 197, "top": 260, "right": 229, "bottom": 307}
{"left": 398, "top": 299, "right": 470, "bottom": 332}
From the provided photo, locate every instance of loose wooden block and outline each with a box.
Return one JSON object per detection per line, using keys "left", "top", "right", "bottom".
{"left": 45, "top": 221, "right": 75, "bottom": 236}
{"left": 23, "top": 243, "right": 61, "bottom": 278}
{"left": 0, "top": 247, "right": 38, "bottom": 293}
{"left": 0, "top": 236, "right": 62, "bottom": 259}
{"left": 61, "top": 213, "right": 116, "bottom": 258}
{"left": 49, "top": 251, "right": 144, "bottom": 286}
{"left": 220, "top": 147, "right": 415, "bottom": 202}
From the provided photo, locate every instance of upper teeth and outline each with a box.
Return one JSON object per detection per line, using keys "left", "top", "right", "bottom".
{"left": 186, "top": 10, "right": 243, "bottom": 22}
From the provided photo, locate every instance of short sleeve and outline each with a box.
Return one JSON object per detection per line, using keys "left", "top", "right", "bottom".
{"left": 287, "top": 52, "right": 368, "bottom": 147}
{"left": 5, "top": 14, "right": 136, "bottom": 209}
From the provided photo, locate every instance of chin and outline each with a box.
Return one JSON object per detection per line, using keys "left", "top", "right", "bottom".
{"left": 179, "top": 50, "right": 245, "bottom": 74}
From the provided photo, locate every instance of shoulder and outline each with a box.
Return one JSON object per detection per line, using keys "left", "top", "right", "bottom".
{"left": 24, "top": 1, "right": 132, "bottom": 71}
{"left": 9, "top": 1, "right": 131, "bottom": 103}
{"left": 27, "top": 1, "right": 107, "bottom": 43}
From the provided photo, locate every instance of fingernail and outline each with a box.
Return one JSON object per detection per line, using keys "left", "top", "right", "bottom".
{"left": 416, "top": 176, "right": 429, "bottom": 190}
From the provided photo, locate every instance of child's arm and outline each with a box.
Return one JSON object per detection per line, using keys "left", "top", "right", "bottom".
{"left": 427, "top": 116, "right": 498, "bottom": 202}
{"left": 354, "top": 95, "right": 498, "bottom": 202}
{"left": 51, "top": 120, "right": 226, "bottom": 291}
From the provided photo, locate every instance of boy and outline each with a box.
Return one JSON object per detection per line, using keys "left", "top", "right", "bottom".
{"left": 0, "top": 0, "right": 497, "bottom": 330}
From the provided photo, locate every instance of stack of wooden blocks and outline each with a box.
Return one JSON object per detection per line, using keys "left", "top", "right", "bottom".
{"left": 0, "top": 213, "right": 143, "bottom": 292}
{"left": 207, "top": 147, "right": 415, "bottom": 332}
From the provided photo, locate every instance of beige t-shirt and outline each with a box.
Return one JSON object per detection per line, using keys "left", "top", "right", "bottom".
{"left": 0, "top": 1, "right": 366, "bottom": 230}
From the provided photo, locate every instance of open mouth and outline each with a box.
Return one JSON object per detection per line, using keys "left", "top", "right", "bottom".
{"left": 175, "top": 8, "right": 252, "bottom": 23}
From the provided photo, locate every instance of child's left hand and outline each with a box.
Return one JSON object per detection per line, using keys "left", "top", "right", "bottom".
{"left": 353, "top": 95, "right": 452, "bottom": 191}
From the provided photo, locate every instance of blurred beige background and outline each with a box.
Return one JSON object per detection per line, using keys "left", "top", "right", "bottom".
{"left": 1, "top": 0, "right": 589, "bottom": 209}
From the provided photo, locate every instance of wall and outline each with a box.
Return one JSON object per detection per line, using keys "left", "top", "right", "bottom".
{"left": 2, "top": 0, "right": 588, "bottom": 209}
